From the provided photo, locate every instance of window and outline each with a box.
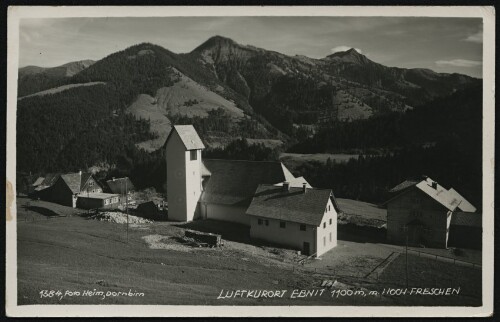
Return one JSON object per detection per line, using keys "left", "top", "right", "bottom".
{"left": 190, "top": 150, "right": 197, "bottom": 160}
{"left": 280, "top": 221, "right": 286, "bottom": 229}
{"left": 329, "top": 232, "right": 332, "bottom": 242}
{"left": 323, "top": 223, "right": 326, "bottom": 229}
{"left": 323, "top": 237, "right": 326, "bottom": 246}
{"left": 258, "top": 219, "right": 263, "bottom": 225}
{"left": 265, "top": 220, "right": 269, "bottom": 226}
{"left": 300, "top": 224, "right": 306, "bottom": 231}
{"left": 329, "top": 219, "right": 332, "bottom": 225}
{"left": 328, "top": 205, "right": 330, "bottom": 211}
{"left": 89, "top": 181, "right": 94, "bottom": 186}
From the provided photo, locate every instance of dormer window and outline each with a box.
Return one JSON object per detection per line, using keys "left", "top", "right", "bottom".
{"left": 190, "top": 150, "right": 197, "bottom": 161}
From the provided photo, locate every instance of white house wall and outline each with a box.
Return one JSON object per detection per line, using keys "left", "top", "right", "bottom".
{"left": 249, "top": 216, "right": 316, "bottom": 254}
{"left": 316, "top": 197, "right": 338, "bottom": 257}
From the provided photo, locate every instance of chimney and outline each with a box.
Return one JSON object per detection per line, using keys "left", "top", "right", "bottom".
{"left": 302, "top": 182, "right": 307, "bottom": 194}
{"left": 431, "top": 181, "right": 437, "bottom": 189}
{"left": 283, "top": 181, "right": 290, "bottom": 191}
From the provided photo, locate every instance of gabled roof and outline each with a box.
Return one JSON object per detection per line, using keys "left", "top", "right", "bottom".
{"left": 35, "top": 173, "right": 60, "bottom": 190}
{"left": 450, "top": 211, "right": 481, "bottom": 228}
{"left": 106, "top": 177, "right": 135, "bottom": 194}
{"left": 32, "top": 177, "right": 45, "bottom": 187}
{"left": 246, "top": 184, "right": 333, "bottom": 226}
{"left": 448, "top": 188, "right": 476, "bottom": 213}
{"left": 59, "top": 172, "right": 92, "bottom": 194}
{"left": 274, "top": 176, "right": 312, "bottom": 188}
{"left": 166, "top": 125, "right": 205, "bottom": 150}
{"left": 201, "top": 159, "right": 296, "bottom": 206}
{"left": 386, "top": 177, "right": 465, "bottom": 212}
{"left": 415, "top": 178, "right": 461, "bottom": 211}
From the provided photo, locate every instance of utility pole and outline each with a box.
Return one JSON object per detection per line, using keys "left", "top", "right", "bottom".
{"left": 401, "top": 224, "right": 409, "bottom": 289}
{"left": 126, "top": 179, "right": 129, "bottom": 243}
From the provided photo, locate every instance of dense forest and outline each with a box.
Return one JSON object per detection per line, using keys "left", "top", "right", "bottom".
{"left": 289, "top": 85, "right": 482, "bottom": 206}
{"left": 17, "top": 85, "right": 156, "bottom": 177}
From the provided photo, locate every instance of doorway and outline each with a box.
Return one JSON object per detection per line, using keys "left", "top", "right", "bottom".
{"left": 303, "top": 242, "right": 310, "bottom": 256}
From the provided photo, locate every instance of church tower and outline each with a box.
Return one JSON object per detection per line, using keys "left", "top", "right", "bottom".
{"left": 165, "top": 125, "right": 205, "bottom": 222}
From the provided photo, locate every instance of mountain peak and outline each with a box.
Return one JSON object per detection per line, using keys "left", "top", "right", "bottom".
{"left": 193, "top": 35, "right": 239, "bottom": 52}
{"left": 325, "top": 48, "right": 371, "bottom": 65}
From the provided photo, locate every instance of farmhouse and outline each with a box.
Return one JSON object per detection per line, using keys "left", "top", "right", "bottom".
{"left": 247, "top": 183, "right": 339, "bottom": 256}
{"left": 35, "top": 171, "right": 103, "bottom": 207}
{"left": 165, "top": 125, "right": 336, "bottom": 256}
{"left": 386, "top": 176, "right": 478, "bottom": 249}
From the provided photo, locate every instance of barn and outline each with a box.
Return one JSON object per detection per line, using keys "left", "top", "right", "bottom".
{"left": 385, "top": 176, "right": 477, "bottom": 249}
{"left": 246, "top": 183, "right": 339, "bottom": 256}
{"left": 36, "top": 172, "right": 103, "bottom": 207}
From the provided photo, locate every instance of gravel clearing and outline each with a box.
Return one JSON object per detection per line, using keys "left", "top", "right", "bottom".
{"left": 142, "top": 234, "right": 192, "bottom": 252}
{"left": 90, "top": 211, "right": 153, "bottom": 224}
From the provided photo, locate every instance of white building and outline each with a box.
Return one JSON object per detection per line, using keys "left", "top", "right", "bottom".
{"left": 246, "top": 183, "right": 339, "bottom": 257}
{"left": 165, "top": 125, "right": 339, "bottom": 256}
{"left": 165, "top": 125, "right": 205, "bottom": 222}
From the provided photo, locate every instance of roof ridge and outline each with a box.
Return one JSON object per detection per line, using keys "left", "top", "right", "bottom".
{"left": 259, "top": 183, "right": 329, "bottom": 191}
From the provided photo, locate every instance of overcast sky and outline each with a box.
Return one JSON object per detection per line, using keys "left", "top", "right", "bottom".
{"left": 19, "top": 16, "right": 483, "bottom": 78}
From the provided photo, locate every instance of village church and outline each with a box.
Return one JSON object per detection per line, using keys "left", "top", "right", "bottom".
{"left": 165, "top": 125, "right": 339, "bottom": 257}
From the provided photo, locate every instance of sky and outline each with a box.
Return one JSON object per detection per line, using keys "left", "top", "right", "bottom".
{"left": 19, "top": 16, "right": 483, "bottom": 77}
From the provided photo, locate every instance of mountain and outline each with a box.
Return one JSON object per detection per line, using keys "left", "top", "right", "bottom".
{"left": 187, "top": 36, "right": 479, "bottom": 132}
{"left": 18, "top": 60, "right": 95, "bottom": 96}
{"left": 16, "top": 37, "right": 481, "bottom": 183}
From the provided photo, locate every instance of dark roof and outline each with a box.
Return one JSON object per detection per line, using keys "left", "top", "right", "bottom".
{"left": 389, "top": 180, "right": 419, "bottom": 193}
{"left": 39, "top": 173, "right": 60, "bottom": 188}
{"left": 166, "top": 125, "right": 205, "bottom": 150}
{"left": 246, "top": 184, "right": 333, "bottom": 226}
{"left": 106, "top": 177, "right": 135, "bottom": 194}
{"left": 201, "top": 159, "right": 296, "bottom": 206}
{"left": 59, "top": 172, "right": 92, "bottom": 194}
{"left": 451, "top": 212, "right": 482, "bottom": 228}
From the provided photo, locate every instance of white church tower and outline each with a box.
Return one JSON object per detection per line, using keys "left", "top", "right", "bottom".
{"left": 165, "top": 125, "right": 205, "bottom": 222}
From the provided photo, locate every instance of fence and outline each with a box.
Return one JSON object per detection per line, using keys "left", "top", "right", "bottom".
{"left": 405, "top": 248, "right": 481, "bottom": 269}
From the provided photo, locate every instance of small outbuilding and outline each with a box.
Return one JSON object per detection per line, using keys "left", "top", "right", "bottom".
{"left": 135, "top": 201, "right": 159, "bottom": 220}
{"left": 77, "top": 193, "right": 120, "bottom": 210}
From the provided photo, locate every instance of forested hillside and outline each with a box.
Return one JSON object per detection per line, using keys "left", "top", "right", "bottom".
{"left": 288, "top": 85, "right": 482, "bottom": 207}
